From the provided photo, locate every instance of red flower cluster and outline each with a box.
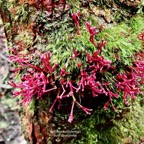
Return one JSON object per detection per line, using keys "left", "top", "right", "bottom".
{"left": 8, "top": 73, "right": 56, "bottom": 104}
{"left": 8, "top": 51, "right": 57, "bottom": 105}
{"left": 9, "top": 16, "right": 144, "bottom": 123}
{"left": 9, "top": 44, "right": 143, "bottom": 122}
{"left": 116, "top": 52, "right": 144, "bottom": 105}
{"left": 116, "top": 72, "right": 141, "bottom": 105}
{"left": 48, "top": 45, "right": 121, "bottom": 122}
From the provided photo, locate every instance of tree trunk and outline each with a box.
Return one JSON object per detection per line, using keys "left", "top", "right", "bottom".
{"left": 0, "top": 0, "right": 142, "bottom": 144}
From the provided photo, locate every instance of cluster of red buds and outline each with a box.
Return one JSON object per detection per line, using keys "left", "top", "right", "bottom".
{"left": 116, "top": 71, "right": 142, "bottom": 105}
{"left": 8, "top": 44, "right": 143, "bottom": 123}
{"left": 8, "top": 42, "right": 135, "bottom": 123}
{"left": 8, "top": 51, "right": 58, "bottom": 104}
{"left": 8, "top": 12, "right": 144, "bottom": 122}
{"left": 9, "top": 40, "right": 118, "bottom": 122}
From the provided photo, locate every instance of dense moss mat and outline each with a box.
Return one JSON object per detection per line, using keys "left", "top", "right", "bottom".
{"left": 67, "top": 15, "right": 144, "bottom": 144}
{"left": 98, "top": 15, "right": 144, "bottom": 65}
{"left": 63, "top": 15, "right": 144, "bottom": 144}
{"left": 69, "top": 98, "right": 144, "bottom": 144}
{"left": 46, "top": 15, "right": 144, "bottom": 72}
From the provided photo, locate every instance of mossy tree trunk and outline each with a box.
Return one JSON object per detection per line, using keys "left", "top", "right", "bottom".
{"left": 0, "top": 0, "right": 142, "bottom": 144}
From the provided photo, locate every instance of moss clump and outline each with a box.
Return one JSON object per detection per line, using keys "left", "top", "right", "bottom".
{"left": 98, "top": 15, "right": 144, "bottom": 65}
{"left": 69, "top": 98, "right": 144, "bottom": 144}
{"left": 45, "top": 15, "right": 144, "bottom": 72}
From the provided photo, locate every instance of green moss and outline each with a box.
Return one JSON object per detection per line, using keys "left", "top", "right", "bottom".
{"left": 45, "top": 14, "right": 144, "bottom": 73}
{"left": 69, "top": 98, "right": 144, "bottom": 144}
{"left": 14, "top": 30, "right": 33, "bottom": 47}
{"left": 97, "top": 15, "right": 144, "bottom": 65}
{"left": 27, "top": 99, "right": 35, "bottom": 116}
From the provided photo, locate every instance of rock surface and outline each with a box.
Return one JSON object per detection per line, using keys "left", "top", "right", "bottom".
{"left": 0, "top": 16, "right": 27, "bottom": 144}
